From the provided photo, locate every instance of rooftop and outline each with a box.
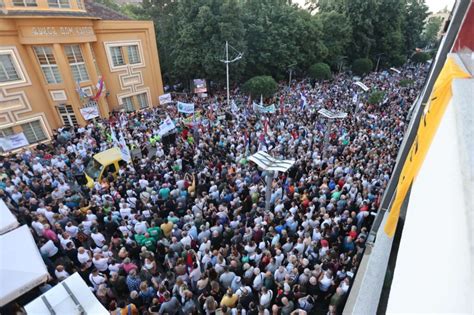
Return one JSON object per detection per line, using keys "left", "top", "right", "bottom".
{"left": 0, "top": 0, "right": 130, "bottom": 20}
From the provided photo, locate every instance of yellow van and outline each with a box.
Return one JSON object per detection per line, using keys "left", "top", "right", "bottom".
{"left": 83, "top": 148, "right": 125, "bottom": 188}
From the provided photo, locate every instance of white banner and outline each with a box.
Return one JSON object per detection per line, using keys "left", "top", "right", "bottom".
{"left": 159, "top": 93, "right": 172, "bottom": 104}
{"left": 354, "top": 81, "right": 369, "bottom": 92}
{"left": 80, "top": 106, "right": 100, "bottom": 120}
{"left": 0, "top": 133, "right": 29, "bottom": 151}
{"left": 158, "top": 117, "right": 176, "bottom": 136}
{"left": 254, "top": 103, "right": 276, "bottom": 114}
{"left": 177, "top": 102, "right": 195, "bottom": 114}
{"left": 390, "top": 67, "right": 401, "bottom": 74}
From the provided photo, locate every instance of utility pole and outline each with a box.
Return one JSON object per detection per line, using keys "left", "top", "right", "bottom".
{"left": 375, "top": 53, "right": 385, "bottom": 72}
{"left": 288, "top": 63, "right": 296, "bottom": 88}
{"left": 225, "top": 41, "right": 230, "bottom": 108}
{"left": 220, "top": 41, "right": 243, "bottom": 107}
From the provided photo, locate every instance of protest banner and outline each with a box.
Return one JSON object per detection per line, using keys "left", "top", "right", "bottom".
{"left": 177, "top": 102, "right": 195, "bottom": 114}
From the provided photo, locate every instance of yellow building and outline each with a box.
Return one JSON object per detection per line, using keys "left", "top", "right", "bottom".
{"left": 0, "top": 0, "right": 163, "bottom": 151}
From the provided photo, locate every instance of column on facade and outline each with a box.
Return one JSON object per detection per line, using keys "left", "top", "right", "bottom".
{"left": 24, "top": 45, "right": 63, "bottom": 130}
{"left": 81, "top": 42, "right": 110, "bottom": 118}
{"left": 52, "top": 43, "right": 87, "bottom": 126}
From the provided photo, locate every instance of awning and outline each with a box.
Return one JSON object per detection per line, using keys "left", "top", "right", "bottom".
{"left": 0, "top": 200, "right": 19, "bottom": 235}
{"left": 248, "top": 151, "right": 295, "bottom": 172}
{"left": 25, "top": 273, "right": 108, "bottom": 315}
{"left": 0, "top": 225, "right": 48, "bottom": 307}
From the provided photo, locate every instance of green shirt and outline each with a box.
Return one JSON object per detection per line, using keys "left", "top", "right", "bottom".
{"left": 147, "top": 227, "right": 162, "bottom": 241}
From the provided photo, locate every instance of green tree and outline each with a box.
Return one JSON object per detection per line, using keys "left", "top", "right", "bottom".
{"left": 242, "top": 75, "right": 278, "bottom": 98}
{"left": 309, "top": 62, "right": 331, "bottom": 80}
{"left": 372, "top": 0, "right": 405, "bottom": 67}
{"left": 411, "top": 51, "right": 430, "bottom": 63}
{"left": 241, "top": 0, "right": 326, "bottom": 81}
{"left": 317, "top": 11, "right": 352, "bottom": 67}
{"left": 421, "top": 16, "right": 443, "bottom": 48}
{"left": 368, "top": 90, "right": 385, "bottom": 104}
{"left": 352, "top": 58, "right": 373, "bottom": 76}
{"left": 343, "top": 0, "right": 377, "bottom": 59}
{"left": 401, "top": 0, "right": 429, "bottom": 53}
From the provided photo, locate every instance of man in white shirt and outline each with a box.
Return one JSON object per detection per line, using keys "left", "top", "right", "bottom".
{"left": 32, "top": 218, "right": 45, "bottom": 237}
{"left": 134, "top": 218, "right": 148, "bottom": 235}
{"left": 89, "top": 269, "right": 106, "bottom": 291}
{"left": 40, "top": 240, "right": 59, "bottom": 258}
{"left": 65, "top": 222, "right": 79, "bottom": 238}
{"left": 91, "top": 230, "right": 106, "bottom": 247}
{"left": 139, "top": 175, "right": 149, "bottom": 189}
{"left": 92, "top": 254, "right": 109, "bottom": 272}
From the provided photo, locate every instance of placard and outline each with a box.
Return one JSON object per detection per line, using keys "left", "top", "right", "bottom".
{"left": 80, "top": 106, "right": 100, "bottom": 120}
{"left": 177, "top": 102, "right": 195, "bottom": 114}
{"left": 0, "top": 133, "right": 29, "bottom": 151}
{"left": 159, "top": 93, "right": 172, "bottom": 104}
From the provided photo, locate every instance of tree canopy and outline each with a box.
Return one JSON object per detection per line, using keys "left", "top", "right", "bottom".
{"left": 242, "top": 75, "right": 278, "bottom": 99}
{"left": 352, "top": 58, "right": 374, "bottom": 76}
{"left": 309, "top": 63, "right": 332, "bottom": 81}
{"left": 115, "top": 0, "right": 432, "bottom": 85}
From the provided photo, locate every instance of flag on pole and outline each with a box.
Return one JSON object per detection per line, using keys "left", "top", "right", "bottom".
{"left": 76, "top": 81, "right": 88, "bottom": 100}
{"left": 93, "top": 76, "right": 105, "bottom": 101}
{"left": 118, "top": 132, "right": 132, "bottom": 163}
{"left": 260, "top": 95, "right": 263, "bottom": 106}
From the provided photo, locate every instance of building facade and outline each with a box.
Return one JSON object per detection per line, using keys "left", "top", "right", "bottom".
{"left": 0, "top": 0, "right": 163, "bottom": 150}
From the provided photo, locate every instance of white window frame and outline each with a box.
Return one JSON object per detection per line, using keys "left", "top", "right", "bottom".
{"left": 12, "top": 0, "right": 37, "bottom": 6}
{"left": 136, "top": 92, "right": 149, "bottom": 109}
{"left": 0, "top": 127, "right": 14, "bottom": 137}
{"left": 0, "top": 53, "right": 21, "bottom": 84}
{"left": 76, "top": 0, "right": 84, "bottom": 10}
{"left": 47, "top": 0, "right": 70, "bottom": 8}
{"left": 121, "top": 96, "right": 135, "bottom": 112}
{"left": 57, "top": 104, "right": 78, "bottom": 127}
{"left": 104, "top": 41, "right": 144, "bottom": 71}
{"left": 21, "top": 120, "right": 47, "bottom": 144}
{"left": 110, "top": 46, "right": 125, "bottom": 67}
{"left": 33, "top": 46, "right": 62, "bottom": 84}
{"left": 64, "top": 45, "right": 89, "bottom": 83}
{"left": 127, "top": 45, "right": 141, "bottom": 64}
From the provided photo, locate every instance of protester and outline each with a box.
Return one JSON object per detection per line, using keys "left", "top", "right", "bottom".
{"left": 0, "top": 64, "right": 427, "bottom": 314}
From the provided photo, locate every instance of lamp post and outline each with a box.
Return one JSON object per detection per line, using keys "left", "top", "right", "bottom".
{"left": 375, "top": 53, "right": 386, "bottom": 72}
{"left": 249, "top": 151, "right": 295, "bottom": 211}
{"left": 220, "top": 41, "right": 243, "bottom": 107}
{"left": 287, "top": 63, "right": 297, "bottom": 88}
{"left": 318, "top": 109, "right": 347, "bottom": 159}
{"left": 337, "top": 56, "right": 348, "bottom": 73}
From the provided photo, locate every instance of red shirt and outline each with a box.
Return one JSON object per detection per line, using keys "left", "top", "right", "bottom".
{"left": 43, "top": 228, "right": 58, "bottom": 242}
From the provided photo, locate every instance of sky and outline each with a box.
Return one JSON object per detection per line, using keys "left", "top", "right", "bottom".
{"left": 425, "top": 0, "right": 455, "bottom": 13}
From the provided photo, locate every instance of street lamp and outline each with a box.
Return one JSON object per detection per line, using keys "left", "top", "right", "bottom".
{"left": 375, "top": 53, "right": 386, "bottom": 72}
{"left": 220, "top": 41, "right": 243, "bottom": 107}
{"left": 249, "top": 151, "right": 295, "bottom": 211}
{"left": 287, "top": 63, "right": 297, "bottom": 88}
{"left": 318, "top": 109, "right": 347, "bottom": 159}
{"left": 337, "top": 56, "right": 348, "bottom": 73}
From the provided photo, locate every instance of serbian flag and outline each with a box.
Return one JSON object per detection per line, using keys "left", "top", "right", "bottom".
{"left": 93, "top": 76, "right": 104, "bottom": 101}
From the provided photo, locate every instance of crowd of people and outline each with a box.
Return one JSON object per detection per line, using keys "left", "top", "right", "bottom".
{"left": 0, "top": 64, "right": 427, "bottom": 315}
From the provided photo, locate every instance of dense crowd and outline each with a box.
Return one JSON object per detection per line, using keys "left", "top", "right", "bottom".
{"left": 0, "top": 64, "right": 427, "bottom": 315}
